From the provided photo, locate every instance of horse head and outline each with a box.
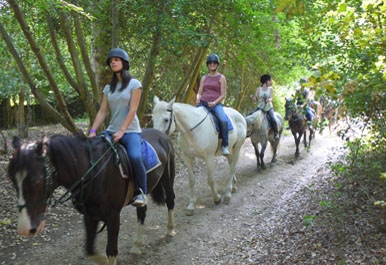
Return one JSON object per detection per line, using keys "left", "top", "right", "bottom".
{"left": 8, "top": 136, "right": 54, "bottom": 237}
{"left": 153, "top": 96, "right": 177, "bottom": 136}
{"left": 284, "top": 97, "right": 298, "bottom": 121}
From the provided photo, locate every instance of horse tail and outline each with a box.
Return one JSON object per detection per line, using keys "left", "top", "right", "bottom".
{"left": 150, "top": 136, "right": 176, "bottom": 206}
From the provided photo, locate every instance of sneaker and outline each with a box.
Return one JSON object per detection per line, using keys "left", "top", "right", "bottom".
{"left": 274, "top": 133, "right": 279, "bottom": 140}
{"left": 132, "top": 193, "right": 147, "bottom": 207}
{"left": 221, "top": 146, "right": 230, "bottom": 156}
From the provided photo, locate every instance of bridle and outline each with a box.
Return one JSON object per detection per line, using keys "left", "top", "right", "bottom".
{"left": 165, "top": 107, "right": 210, "bottom": 135}
{"left": 17, "top": 138, "right": 116, "bottom": 212}
{"left": 285, "top": 101, "right": 301, "bottom": 122}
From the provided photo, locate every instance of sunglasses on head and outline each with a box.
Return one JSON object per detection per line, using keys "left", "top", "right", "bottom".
{"left": 207, "top": 61, "right": 218, "bottom": 65}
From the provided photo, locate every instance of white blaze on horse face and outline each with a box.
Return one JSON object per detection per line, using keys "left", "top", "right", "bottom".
{"left": 15, "top": 169, "right": 32, "bottom": 236}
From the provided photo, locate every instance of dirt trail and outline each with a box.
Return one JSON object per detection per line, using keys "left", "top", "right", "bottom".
{"left": 1, "top": 131, "right": 345, "bottom": 265}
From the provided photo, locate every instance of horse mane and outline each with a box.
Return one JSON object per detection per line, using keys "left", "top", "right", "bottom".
{"left": 46, "top": 134, "right": 94, "bottom": 177}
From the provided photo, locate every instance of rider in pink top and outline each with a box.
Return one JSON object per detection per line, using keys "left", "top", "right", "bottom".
{"left": 196, "top": 54, "right": 229, "bottom": 155}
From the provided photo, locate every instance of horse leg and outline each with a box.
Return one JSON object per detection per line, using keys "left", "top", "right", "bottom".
{"left": 293, "top": 133, "right": 300, "bottom": 157}
{"left": 94, "top": 212, "right": 119, "bottom": 265}
{"left": 184, "top": 155, "right": 197, "bottom": 216}
{"left": 85, "top": 216, "right": 108, "bottom": 265}
{"left": 204, "top": 156, "right": 222, "bottom": 205}
{"left": 260, "top": 142, "right": 267, "bottom": 170}
{"left": 223, "top": 146, "right": 242, "bottom": 204}
{"left": 252, "top": 142, "right": 261, "bottom": 170}
{"left": 162, "top": 178, "right": 176, "bottom": 236}
{"left": 270, "top": 139, "right": 278, "bottom": 164}
{"left": 303, "top": 129, "right": 308, "bottom": 147}
{"left": 130, "top": 206, "right": 147, "bottom": 254}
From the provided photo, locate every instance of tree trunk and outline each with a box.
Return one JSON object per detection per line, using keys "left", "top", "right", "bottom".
{"left": 177, "top": 47, "right": 208, "bottom": 104}
{"left": 138, "top": 0, "right": 164, "bottom": 122}
{"left": 5, "top": 0, "right": 80, "bottom": 133}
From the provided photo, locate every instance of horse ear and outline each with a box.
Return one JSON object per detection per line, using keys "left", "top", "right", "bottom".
{"left": 154, "top": 96, "right": 159, "bottom": 105}
{"left": 12, "top": 136, "right": 21, "bottom": 149}
{"left": 167, "top": 97, "right": 176, "bottom": 109}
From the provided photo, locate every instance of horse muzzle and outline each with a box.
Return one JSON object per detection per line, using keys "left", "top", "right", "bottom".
{"left": 17, "top": 212, "right": 45, "bottom": 237}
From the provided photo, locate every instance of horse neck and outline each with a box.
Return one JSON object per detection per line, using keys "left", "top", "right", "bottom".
{"left": 173, "top": 103, "right": 210, "bottom": 133}
{"left": 254, "top": 110, "right": 265, "bottom": 127}
{"left": 49, "top": 137, "right": 93, "bottom": 187}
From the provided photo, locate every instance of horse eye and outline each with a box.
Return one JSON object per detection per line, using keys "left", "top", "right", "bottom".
{"left": 163, "top": 118, "right": 169, "bottom": 123}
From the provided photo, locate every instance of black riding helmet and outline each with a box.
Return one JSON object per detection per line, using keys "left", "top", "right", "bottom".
{"left": 206, "top": 54, "right": 220, "bottom": 65}
{"left": 106, "top": 48, "right": 130, "bottom": 70}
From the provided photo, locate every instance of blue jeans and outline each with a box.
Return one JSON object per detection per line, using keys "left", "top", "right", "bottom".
{"left": 106, "top": 131, "right": 147, "bottom": 194}
{"left": 305, "top": 106, "right": 314, "bottom": 121}
{"left": 199, "top": 102, "right": 229, "bottom": 147}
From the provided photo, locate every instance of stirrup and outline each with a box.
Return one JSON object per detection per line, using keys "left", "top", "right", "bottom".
{"left": 132, "top": 189, "right": 147, "bottom": 207}
{"left": 221, "top": 146, "right": 230, "bottom": 156}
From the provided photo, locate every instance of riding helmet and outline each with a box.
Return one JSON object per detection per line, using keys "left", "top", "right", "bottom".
{"left": 106, "top": 48, "right": 130, "bottom": 70}
{"left": 206, "top": 54, "right": 220, "bottom": 65}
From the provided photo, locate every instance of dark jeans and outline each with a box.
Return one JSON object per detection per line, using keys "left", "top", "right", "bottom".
{"left": 266, "top": 108, "right": 278, "bottom": 134}
{"left": 199, "top": 102, "right": 229, "bottom": 147}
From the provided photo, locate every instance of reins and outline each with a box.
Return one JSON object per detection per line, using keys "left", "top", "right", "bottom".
{"left": 16, "top": 137, "right": 118, "bottom": 213}
{"left": 51, "top": 137, "right": 117, "bottom": 208}
{"left": 166, "top": 106, "right": 210, "bottom": 135}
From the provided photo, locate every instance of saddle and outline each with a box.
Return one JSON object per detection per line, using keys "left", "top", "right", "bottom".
{"left": 101, "top": 134, "right": 162, "bottom": 206}
{"left": 208, "top": 112, "right": 234, "bottom": 135}
{"left": 100, "top": 134, "right": 161, "bottom": 178}
{"left": 251, "top": 108, "right": 277, "bottom": 130}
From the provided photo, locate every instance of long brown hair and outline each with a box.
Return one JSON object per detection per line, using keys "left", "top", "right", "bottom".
{"left": 109, "top": 60, "right": 132, "bottom": 93}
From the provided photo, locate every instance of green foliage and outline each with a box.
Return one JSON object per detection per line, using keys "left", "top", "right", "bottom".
{"left": 276, "top": 0, "right": 386, "bottom": 219}
{"left": 304, "top": 214, "right": 317, "bottom": 226}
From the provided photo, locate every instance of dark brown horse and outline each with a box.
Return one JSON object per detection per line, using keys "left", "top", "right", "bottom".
{"left": 7, "top": 128, "right": 175, "bottom": 265}
{"left": 285, "top": 98, "right": 314, "bottom": 157}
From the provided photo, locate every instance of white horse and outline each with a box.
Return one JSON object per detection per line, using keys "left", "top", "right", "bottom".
{"left": 245, "top": 110, "right": 284, "bottom": 170}
{"left": 152, "top": 96, "right": 247, "bottom": 215}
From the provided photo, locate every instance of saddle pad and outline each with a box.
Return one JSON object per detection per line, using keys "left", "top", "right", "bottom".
{"left": 141, "top": 140, "right": 162, "bottom": 173}
{"left": 209, "top": 113, "right": 234, "bottom": 133}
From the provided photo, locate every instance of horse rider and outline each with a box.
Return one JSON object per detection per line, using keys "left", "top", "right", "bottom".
{"left": 89, "top": 48, "right": 147, "bottom": 207}
{"left": 251, "top": 74, "right": 279, "bottom": 140}
{"left": 196, "top": 53, "right": 230, "bottom": 155}
{"left": 296, "top": 78, "right": 315, "bottom": 129}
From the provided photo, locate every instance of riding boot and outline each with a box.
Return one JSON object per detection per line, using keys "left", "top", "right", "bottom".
{"left": 268, "top": 109, "right": 279, "bottom": 139}
{"left": 219, "top": 120, "right": 229, "bottom": 155}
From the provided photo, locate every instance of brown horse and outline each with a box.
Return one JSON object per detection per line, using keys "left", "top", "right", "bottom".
{"left": 320, "top": 96, "right": 339, "bottom": 135}
{"left": 7, "top": 128, "right": 175, "bottom": 265}
{"left": 285, "top": 98, "right": 314, "bottom": 157}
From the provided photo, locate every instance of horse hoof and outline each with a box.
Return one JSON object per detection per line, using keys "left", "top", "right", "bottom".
{"left": 223, "top": 196, "right": 231, "bottom": 204}
{"left": 88, "top": 254, "right": 108, "bottom": 265}
{"left": 107, "top": 256, "right": 117, "bottom": 265}
{"left": 186, "top": 209, "right": 195, "bottom": 216}
{"left": 165, "top": 232, "right": 175, "bottom": 241}
{"left": 231, "top": 186, "right": 237, "bottom": 193}
{"left": 214, "top": 194, "right": 222, "bottom": 205}
{"left": 129, "top": 246, "right": 142, "bottom": 255}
